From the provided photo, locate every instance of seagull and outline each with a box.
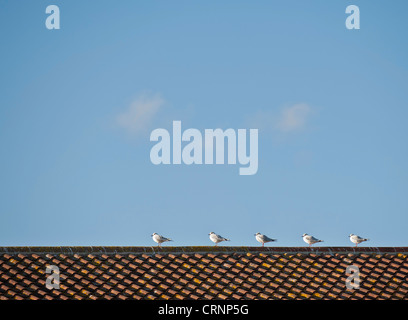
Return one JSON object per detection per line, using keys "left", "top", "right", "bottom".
{"left": 302, "top": 233, "right": 323, "bottom": 247}
{"left": 151, "top": 233, "right": 173, "bottom": 247}
{"left": 349, "top": 234, "right": 369, "bottom": 247}
{"left": 255, "top": 233, "right": 277, "bottom": 247}
{"left": 209, "top": 232, "right": 230, "bottom": 246}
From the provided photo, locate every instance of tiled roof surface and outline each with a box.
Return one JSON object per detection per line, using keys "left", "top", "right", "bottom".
{"left": 0, "top": 246, "right": 407, "bottom": 300}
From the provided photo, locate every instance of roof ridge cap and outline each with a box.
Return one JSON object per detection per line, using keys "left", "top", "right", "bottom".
{"left": 1, "top": 246, "right": 408, "bottom": 255}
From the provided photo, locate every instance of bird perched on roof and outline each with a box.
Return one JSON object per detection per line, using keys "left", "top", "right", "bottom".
{"left": 302, "top": 233, "right": 323, "bottom": 247}
{"left": 151, "top": 233, "right": 173, "bottom": 247}
{"left": 255, "top": 233, "right": 277, "bottom": 247}
{"left": 209, "top": 232, "right": 230, "bottom": 246}
{"left": 349, "top": 234, "right": 369, "bottom": 247}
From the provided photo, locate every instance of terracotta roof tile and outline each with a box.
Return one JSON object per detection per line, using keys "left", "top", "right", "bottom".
{"left": 0, "top": 246, "right": 407, "bottom": 300}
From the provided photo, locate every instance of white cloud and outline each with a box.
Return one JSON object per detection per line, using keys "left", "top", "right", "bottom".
{"left": 276, "top": 103, "right": 312, "bottom": 133}
{"left": 247, "top": 103, "right": 313, "bottom": 134}
{"left": 116, "top": 93, "right": 164, "bottom": 135}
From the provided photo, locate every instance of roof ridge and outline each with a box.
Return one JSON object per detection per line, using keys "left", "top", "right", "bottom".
{"left": 0, "top": 246, "right": 408, "bottom": 255}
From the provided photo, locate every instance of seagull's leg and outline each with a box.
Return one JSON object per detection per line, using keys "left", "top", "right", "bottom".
{"left": 262, "top": 243, "right": 264, "bottom": 247}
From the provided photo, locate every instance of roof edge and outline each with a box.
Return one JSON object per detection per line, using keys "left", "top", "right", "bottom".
{"left": 0, "top": 246, "right": 408, "bottom": 255}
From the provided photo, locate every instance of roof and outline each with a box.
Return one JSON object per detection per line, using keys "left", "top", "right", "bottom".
{"left": 0, "top": 246, "right": 407, "bottom": 300}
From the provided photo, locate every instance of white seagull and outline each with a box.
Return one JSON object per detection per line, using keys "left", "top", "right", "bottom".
{"left": 151, "top": 233, "right": 173, "bottom": 247}
{"left": 209, "top": 232, "right": 230, "bottom": 246}
{"left": 302, "top": 233, "right": 323, "bottom": 247}
{"left": 255, "top": 233, "right": 277, "bottom": 247}
{"left": 349, "top": 234, "right": 369, "bottom": 247}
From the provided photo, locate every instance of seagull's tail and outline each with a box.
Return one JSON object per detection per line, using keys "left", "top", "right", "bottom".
{"left": 318, "top": 240, "right": 324, "bottom": 243}
{"left": 224, "top": 238, "right": 230, "bottom": 241}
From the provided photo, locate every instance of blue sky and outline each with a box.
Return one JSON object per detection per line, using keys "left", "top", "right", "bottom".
{"left": 0, "top": 1, "right": 407, "bottom": 247}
